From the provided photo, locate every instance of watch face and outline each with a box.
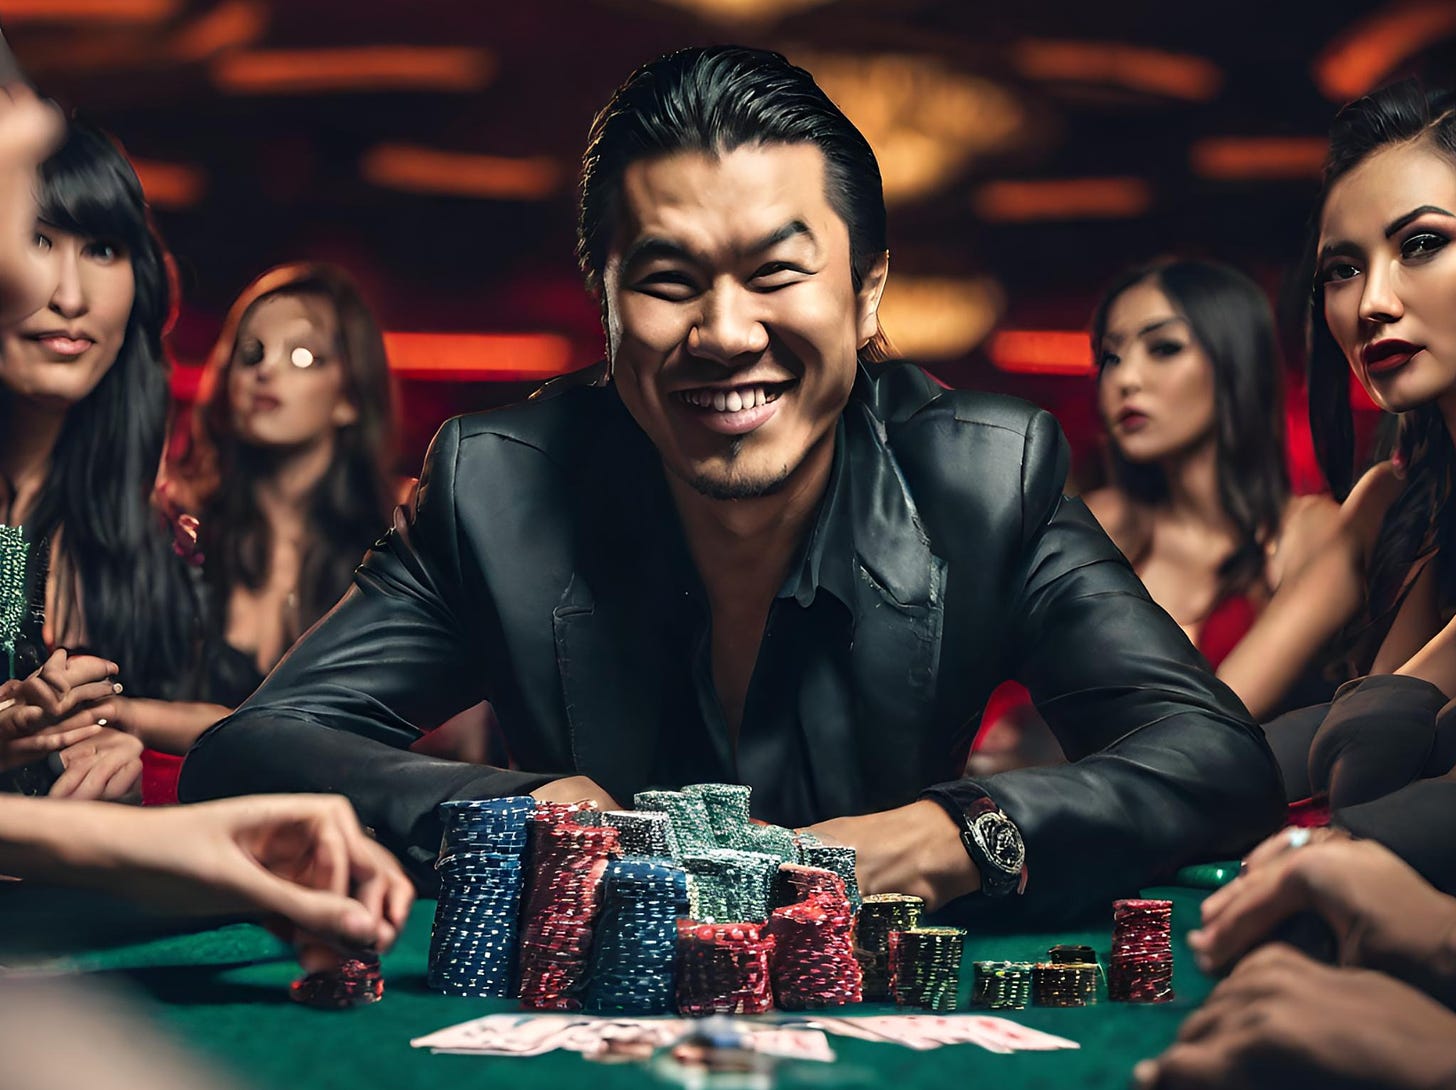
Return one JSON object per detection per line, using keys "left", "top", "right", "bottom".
{"left": 970, "top": 812, "right": 1025, "bottom": 875}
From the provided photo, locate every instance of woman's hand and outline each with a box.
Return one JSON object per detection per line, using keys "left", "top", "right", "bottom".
{"left": 0, "top": 649, "right": 120, "bottom": 739}
{"left": 48, "top": 728, "right": 143, "bottom": 801}
{"left": 0, "top": 649, "right": 121, "bottom": 772}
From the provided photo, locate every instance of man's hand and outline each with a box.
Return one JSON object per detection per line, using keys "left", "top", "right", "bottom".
{"left": 1135, "top": 945, "right": 1456, "bottom": 1089}
{"left": 804, "top": 800, "right": 979, "bottom": 911}
{"left": 49, "top": 728, "right": 143, "bottom": 800}
{"left": 1190, "top": 834, "right": 1456, "bottom": 1006}
{"left": 530, "top": 775, "right": 621, "bottom": 811}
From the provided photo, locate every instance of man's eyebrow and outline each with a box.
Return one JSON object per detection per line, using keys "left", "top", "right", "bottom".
{"left": 1385, "top": 205, "right": 1456, "bottom": 238}
{"left": 748, "top": 219, "right": 816, "bottom": 254}
{"left": 620, "top": 236, "right": 698, "bottom": 270}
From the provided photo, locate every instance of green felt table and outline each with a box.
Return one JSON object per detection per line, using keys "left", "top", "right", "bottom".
{"left": 0, "top": 882, "right": 1217, "bottom": 1090}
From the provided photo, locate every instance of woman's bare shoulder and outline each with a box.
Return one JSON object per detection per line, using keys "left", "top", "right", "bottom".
{"left": 1342, "top": 459, "right": 1409, "bottom": 556}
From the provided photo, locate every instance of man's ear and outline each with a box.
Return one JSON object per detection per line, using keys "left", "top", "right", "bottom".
{"left": 856, "top": 251, "right": 890, "bottom": 347}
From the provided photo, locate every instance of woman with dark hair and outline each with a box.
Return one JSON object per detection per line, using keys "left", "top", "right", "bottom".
{"left": 0, "top": 119, "right": 219, "bottom": 796}
{"left": 971, "top": 259, "right": 1340, "bottom": 774}
{"left": 1228, "top": 79, "right": 1456, "bottom": 892}
{"left": 1085, "top": 259, "right": 1340, "bottom": 717}
{"left": 173, "top": 263, "right": 399, "bottom": 716}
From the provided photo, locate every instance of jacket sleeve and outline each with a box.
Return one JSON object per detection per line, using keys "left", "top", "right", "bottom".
{"left": 178, "top": 417, "right": 560, "bottom": 882}
{"left": 926, "top": 409, "right": 1285, "bottom": 925}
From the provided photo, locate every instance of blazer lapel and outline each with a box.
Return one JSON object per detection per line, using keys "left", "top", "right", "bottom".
{"left": 837, "top": 400, "right": 948, "bottom": 814}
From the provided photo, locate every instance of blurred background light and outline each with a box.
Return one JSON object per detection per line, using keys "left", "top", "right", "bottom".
{"left": 878, "top": 276, "right": 1005, "bottom": 361}
{"left": 212, "top": 46, "right": 495, "bottom": 95}
{"left": 362, "top": 145, "right": 562, "bottom": 201}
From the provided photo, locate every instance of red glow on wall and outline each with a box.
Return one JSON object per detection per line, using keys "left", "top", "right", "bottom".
{"left": 988, "top": 330, "right": 1093, "bottom": 376}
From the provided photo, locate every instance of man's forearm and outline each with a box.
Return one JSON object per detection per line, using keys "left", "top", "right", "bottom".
{"left": 180, "top": 710, "right": 560, "bottom": 884}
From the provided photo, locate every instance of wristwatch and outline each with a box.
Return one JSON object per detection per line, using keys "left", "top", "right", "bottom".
{"left": 927, "top": 793, "right": 1027, "bottom": 897}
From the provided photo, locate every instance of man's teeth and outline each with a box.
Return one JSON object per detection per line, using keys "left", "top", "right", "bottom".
{"left": 680, "top": 386, "right": 779, "bottom": 411}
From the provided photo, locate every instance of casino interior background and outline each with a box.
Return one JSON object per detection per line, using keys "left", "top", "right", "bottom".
{"left": 9, "top": 0, "right": 1456, "bottom": 486}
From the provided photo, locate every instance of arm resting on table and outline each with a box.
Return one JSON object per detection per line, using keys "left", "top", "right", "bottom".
{"left": 927, "top": 410, "right": 1285, "bottom": 926}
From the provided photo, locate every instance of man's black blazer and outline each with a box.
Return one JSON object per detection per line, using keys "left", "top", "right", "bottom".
{"left": 180, "top": 361, "right": 1284, "bottom": 923}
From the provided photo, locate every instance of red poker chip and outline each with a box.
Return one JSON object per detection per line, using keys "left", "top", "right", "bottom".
{"left": 289, "top": 954, "right": 384, "bottom": 1010}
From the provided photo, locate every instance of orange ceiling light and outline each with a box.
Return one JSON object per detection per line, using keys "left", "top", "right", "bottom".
{"left": 1315, "top": 2, "right": 1456, "bottom": 101}
{"left": 988, "top": 330, "right": 1093, "bottom": 376}
{"left": 1013, "top": 39, "right": 1223, "bottom": 102}
{"left": 794, "top": 52, "right": 1028, "bottom": 205}
{"left": 362, "top": 145, "right": 561, "bottom": 201}
{"left": 383, "top": 332, "right": 575, "bottom": 382}
{"left": 877, "top": 276, "right": 1004, "bottom": 360}
{"left": 1191, "top": 136, "right": 1328, "bottom": 181}
{"left": 652, "top": 0, "right": 834, "bottom": 23}
{"left": 213, "top": 46, "right": 494, "bottom": 95}
{"left": 130, "top": 158, "right": 206, "bottom": 209}
{"left": 0, "top": 0, "right": 179, "bottom": 21}
{"left": 974, "top": 177, "right": 1152, "bottom": 222}
{"left": 168, "top": 0, "right": 269, "bottom": 63}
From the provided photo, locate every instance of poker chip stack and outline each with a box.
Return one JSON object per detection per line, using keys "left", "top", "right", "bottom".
{"left": 426, "top": 797, "right": 534, "bottom": 997}
{"left": 853, "top": 893, "right": 924, "bottom": 1001}
{"left": 634, "top": 790, "right": 718, "bottom": 855}
{"left": 800, "top": 844, "right": 862, "bottom": 910}
{"left": 685, "top": 783, "right": 752, "bottom": 850}
{"left": 516, "top": 806, "right": 621, "bottom": 1010}
{"left": 773, "top": 863, "right": 846, "bottom": 908}
{"left": 1049, "top": 944, "right": 1102, "bottom": 1004}
{"left": 740, "top": 821, "right": 800, "bottom": 862}
{"left": 602, "top": 810, "right": 680, "bottom": 859}
{"left": 971, "top": 961, "right": 1033, "bottom": 1010}
{"left": 765, "top": 893, "right": 863, "bottom": 1010}
{"left": 888, "top": 926, "right": 965, "bottom": 1012}
{"left": 1032, "top": 961, "right": 1100, "bottom": 1007}
{"left": 675, "top": 921, "right": 776, "bottom": 1016}
{"left": 682, "top": 849, "right": 779, "bottom": 923}
{"left": 583, "top": 858, "right": 690, "bottom": 1015}
{"left": 1109, "top": 898, "right": 1175, "bottom": 1003}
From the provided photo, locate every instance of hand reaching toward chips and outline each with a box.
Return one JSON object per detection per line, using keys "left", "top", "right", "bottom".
{"left": 531, "top": 775, "right": 621, "bottom": 812}
{"left": 1189, "top": 834, "right": 1456, "bottom": 1007}
{"left": 804, "top": 800, "right": 978, "bottom": 912}
{"left": 1135, "top": 944, "right": 1456, "bottom": 1090}
{"left": 0, "top": 794, "right": 414, "bottom": 958}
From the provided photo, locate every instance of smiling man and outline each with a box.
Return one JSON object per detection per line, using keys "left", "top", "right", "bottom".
{"left": 180, "top": 46, "right": 1283, "bottom": 923}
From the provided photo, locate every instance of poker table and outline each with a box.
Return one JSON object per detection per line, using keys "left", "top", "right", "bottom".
{"left": 0, "top": 878, "right": 1224, "bottom": 1090}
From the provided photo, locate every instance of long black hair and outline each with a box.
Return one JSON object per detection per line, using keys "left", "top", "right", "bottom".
{"left": 577, "top": 45, "right": 891, "bottom": 362}
{"left": 1092, "top": 259, "right": 1291, "bottom": 597}
{"left": 1305, "top": 80, "right": 1456, "bottom": 643}
{"left": 8, "top": 120, "right": 196, "bottom": 696}
{"left": 180, "top": 263, "right": 396, "bottom": 642}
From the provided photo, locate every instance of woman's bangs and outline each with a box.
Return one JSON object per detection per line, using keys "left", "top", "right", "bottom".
{"left": 37, "top": 133, "right": 149, "bottom": 254}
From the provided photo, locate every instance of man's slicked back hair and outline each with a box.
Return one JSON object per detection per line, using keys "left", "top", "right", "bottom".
{"left": 577, "top": 45, "right": 887, "bottom": 293}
